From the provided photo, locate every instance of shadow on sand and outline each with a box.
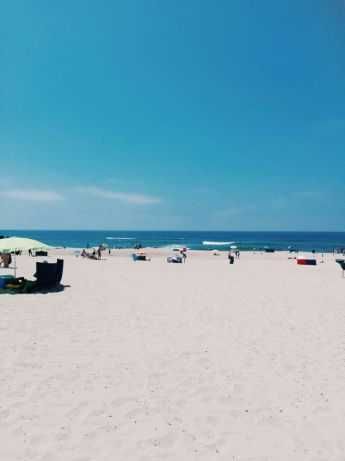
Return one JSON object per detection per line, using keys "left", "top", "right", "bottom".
{"left": 0, "top": 283, "right": 71, "bottom": 295}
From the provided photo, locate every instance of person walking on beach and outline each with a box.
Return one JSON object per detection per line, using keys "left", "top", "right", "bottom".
{"left": 181, "top": 248, "right": 187, "bottom": 263}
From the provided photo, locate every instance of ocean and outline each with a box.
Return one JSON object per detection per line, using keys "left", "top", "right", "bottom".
{"left": 0, "top": 230, "right": 344, "bottom": 252}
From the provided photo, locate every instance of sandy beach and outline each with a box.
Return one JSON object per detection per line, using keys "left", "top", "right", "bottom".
{"left": 0, "top": 249, "right": 344, "bottom": 460}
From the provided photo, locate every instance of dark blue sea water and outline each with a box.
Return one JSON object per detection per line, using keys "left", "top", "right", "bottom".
{"left": 0, "top": 230, "right": 344, "bottom": 252}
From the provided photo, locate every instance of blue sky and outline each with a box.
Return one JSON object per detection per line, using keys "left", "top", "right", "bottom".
{"left": 1, "top": 0, "right": 345, "bottom": 230}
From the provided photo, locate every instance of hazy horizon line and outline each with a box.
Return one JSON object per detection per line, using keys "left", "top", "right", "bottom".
{"left": 0, "top": 229, "right": 344, "bottom": 233}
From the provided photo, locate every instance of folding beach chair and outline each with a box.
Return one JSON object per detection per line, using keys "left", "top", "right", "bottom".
{"left": 34, "top": 259, "right": 64, "bottom": 289}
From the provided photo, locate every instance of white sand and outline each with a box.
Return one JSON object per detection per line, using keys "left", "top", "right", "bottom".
{"left": 0, "top": 250, "right": 344, "bottom": 460}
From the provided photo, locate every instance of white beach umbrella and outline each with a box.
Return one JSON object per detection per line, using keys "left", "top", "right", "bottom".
{"left": 0, "top": 237, "right": 51, "bottom": 276}
{"left": 0, "top": 237, "right": 50, "bottom": 252}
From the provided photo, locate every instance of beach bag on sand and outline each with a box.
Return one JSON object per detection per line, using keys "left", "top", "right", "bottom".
{"left": 0, "top": 277, "right": 35, "bottom": 294}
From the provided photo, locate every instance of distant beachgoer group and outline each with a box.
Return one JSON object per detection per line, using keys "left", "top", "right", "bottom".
{"left": 81, "top": 246, "right": 103, "bottom": 260}
{"left": 77, "top": 245, "right": 244, "bottom": 265}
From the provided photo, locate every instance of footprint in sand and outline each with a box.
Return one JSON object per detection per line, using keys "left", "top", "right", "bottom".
{"left": 110, "top": 396, "right": 138, "bottom": 408}
{"left": 137, "top": 431, "right": 178, "bottom": 450}
{"left": 66, "top": 400, "right": 90, "bottom": 420}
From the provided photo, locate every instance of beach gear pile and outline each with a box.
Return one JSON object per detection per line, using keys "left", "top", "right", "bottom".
{"left": 0, "top": 259, "right": 64, "bottom": 294}
{"left": 167, "top": 255, "right": 183, "bottom": 263}
{"left": 132, "top": 253, "right": 150, "bottom": 261}
{"left": 0, "top": 276, "right": 36, "bottom": 294}
{"left": 297, "top": 255, "right": 317, "bottom": 266}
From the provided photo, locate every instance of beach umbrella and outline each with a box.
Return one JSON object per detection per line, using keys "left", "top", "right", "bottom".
{"left": 0, "top": 237, "right": 51, "bottom": 277}
{"left": 0, "top": 237, "right": 50, "bottom": 252}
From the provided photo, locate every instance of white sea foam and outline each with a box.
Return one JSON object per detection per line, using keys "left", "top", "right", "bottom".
{"left": 160, "top": 244, "right": 188, "bottom": 251}
{"left": 202, "top": 241, "right": 234, "bottom": 246}
{"left": 106, "top": 237, "right": 136, "bottom": 240}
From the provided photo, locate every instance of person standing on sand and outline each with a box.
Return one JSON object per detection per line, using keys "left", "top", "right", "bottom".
{"left": 181, "top": 248, "right": 187, "bottom": 263}
{"left": 228, "top": 250, "right": 234, "bottom": 264}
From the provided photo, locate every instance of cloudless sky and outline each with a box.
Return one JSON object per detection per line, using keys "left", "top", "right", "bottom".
{"left": 1, "top": 0, "right": 345, "bottom": 230}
